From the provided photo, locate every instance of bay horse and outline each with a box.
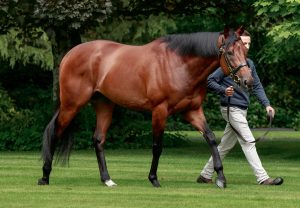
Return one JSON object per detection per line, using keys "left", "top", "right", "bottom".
{"left": 38, "top": 27, "right": 253, "bottom": 189}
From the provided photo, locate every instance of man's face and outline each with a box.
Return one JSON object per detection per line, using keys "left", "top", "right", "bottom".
{"left": 241, "top": 36, "right": 251, "bottom": 50}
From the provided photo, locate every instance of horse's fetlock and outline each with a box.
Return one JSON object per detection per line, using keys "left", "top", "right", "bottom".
{"left": 148, "top": 174, "right": 157, "bottom": 181}
{"left": 100, "top": 173, "right": 110, "bottom": 182}
{"left": 43, "top": 165, "right": 52, "bottom": 175}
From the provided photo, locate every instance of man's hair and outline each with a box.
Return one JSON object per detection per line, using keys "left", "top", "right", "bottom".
{"left": 242, "top": 30, "right": 250, "bottom": 37}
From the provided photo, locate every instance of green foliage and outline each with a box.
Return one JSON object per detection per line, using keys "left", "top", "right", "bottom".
{"left": 247, "top": 97, "right": 272, "bottom": 128}
{"left": 251, "top": 0, "right": 300, "bottom": 130}
{"left": 254, "top": 0, "right": 300, "bottom": 36}
{"left": 0, "top": 28, "right": 53, "bottom": 69}
{"left": 0, "top": 0, "right": 112, "bottom": 32}
{"left": 253, "top": 0, "right": 300, "bottom": 65}
{"left": 0, "top": 64, "right": 54, "bottom": 151}
{"left": 0, "top": 86, "right": 43, "bottom": 150}
{"left": 203, "top": 92, "right": 225, "bottom": 130}
{"left": 292, "top": 112, "right": 300, "bottom": 131}
{"left": 35, "top": 0, "right": 112, "bottom": 30}
{"left": 0, "top": 87, "right": 18, "bottom": 123}
{"left": 84, "top": 13, "right": 177, "bottom": 44}
{"left": 0, "top": 0, "right": 36, "bottom": 33}
{"left": 0, "top": 0, "right": 112, "bottom": 71}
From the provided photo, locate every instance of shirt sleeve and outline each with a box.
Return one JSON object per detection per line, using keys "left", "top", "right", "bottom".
{"left": 249, "top": 59, "right": 270, "bottom": 107}
{"left": 207, "top": 68, "right": 227, "bottom": 95}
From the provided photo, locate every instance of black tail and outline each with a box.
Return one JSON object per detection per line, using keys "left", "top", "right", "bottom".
{"left": 41, "top": 109, "right": 74, "bottom": 165}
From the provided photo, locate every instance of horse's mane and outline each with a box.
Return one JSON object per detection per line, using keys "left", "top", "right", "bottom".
{"left": 160, "top": 32, "right": 220, "bottom": 57}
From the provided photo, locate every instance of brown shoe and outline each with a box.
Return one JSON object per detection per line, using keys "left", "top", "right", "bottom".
{"left": 261, "top": 177, "right": 284, "bottom": 185}
{"left": 197, "top": 175, "right": 213, "bottom": 184}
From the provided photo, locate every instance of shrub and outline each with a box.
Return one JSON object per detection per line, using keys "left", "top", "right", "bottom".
{"left": 0, "top": 87, "right": 41, "bottom": 150}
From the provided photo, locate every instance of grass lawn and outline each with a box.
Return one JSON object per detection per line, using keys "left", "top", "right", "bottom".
{"left": 1, "top": 131, "right": 300, "bottom": 208}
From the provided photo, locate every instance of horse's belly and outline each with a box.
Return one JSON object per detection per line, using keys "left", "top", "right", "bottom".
{"left": 98, "top": 70, "right": 153, "bottom": 110}
{"left": 107, "top": 92, "right": 152, "bottom": 110}
{"left": 170, "top": 96, "right": 202, "bottom": 114}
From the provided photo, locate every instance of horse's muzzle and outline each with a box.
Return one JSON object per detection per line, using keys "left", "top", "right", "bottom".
{"left": 241, "top": 77, "right": 253, "bottom": 91}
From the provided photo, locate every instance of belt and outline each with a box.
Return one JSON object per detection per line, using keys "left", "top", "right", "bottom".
{"left": 221, "top": 104, "right": 248, "bottom": 110}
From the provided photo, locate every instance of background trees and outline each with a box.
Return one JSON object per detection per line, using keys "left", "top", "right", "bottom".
{"left": 252, "top": 0, "right": 300, "bottom": 129}
{"left": 0, "top": 0, "right": 299, "bottom": 150}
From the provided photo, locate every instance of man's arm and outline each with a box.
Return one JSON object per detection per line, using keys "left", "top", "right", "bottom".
{"left": 248, "top": 59, "right": 275, "bottom": 116}
{"left": 249, "top": 60, "right": 270, "bottom": 107}
{"left": 207, "top": 68, "right": 227, "bottom": 95}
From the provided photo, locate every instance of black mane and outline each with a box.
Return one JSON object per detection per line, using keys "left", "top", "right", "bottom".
{"left": 161, "top": 32, "right": 220, "bottom": 57}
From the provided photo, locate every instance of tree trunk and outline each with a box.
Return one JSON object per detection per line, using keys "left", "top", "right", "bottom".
{"left": 47, "top": 28, "right": 82, "bottom": 109}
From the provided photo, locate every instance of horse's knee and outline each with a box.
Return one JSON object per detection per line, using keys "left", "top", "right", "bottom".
{"left": 204, "top": 132, "right": 217, "bottom": 146}
{"left": 206, "top": 138, "right": 217, "bottom": 146}
{"left": 93, "top": 135, "right": 105, "bottom": 151}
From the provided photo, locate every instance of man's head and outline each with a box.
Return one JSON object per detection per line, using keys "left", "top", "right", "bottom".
{"left": 240, "top": 30, "right": 251, "bottom": 50}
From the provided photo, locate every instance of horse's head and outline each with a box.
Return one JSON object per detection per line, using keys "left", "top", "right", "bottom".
{"left": 219, "top": 27, "right": 253, "bottom": 90}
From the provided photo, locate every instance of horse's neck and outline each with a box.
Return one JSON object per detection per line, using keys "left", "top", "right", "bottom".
{"left": 162, "top": 32, "right": 220, "bottom": 57}
{"left": 185, "top": 57, "right": 220, "bottom": 87}
{"left": 187, "top": 34, "right": 223, "bottom": 85}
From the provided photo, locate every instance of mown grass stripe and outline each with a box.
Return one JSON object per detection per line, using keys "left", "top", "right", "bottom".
{"left": 1, "top": 131, "right": 300, "bottom": 208}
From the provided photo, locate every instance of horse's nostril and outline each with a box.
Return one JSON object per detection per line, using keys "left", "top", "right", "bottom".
{"left": 244, "top": 80, "right": 248, "bottom": 86}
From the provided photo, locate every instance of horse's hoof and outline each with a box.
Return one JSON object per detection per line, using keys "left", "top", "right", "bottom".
{"left": 103, "top": 179, "right": 117, "bottom": 187}
{"left": 215, "top": 178, "right": 226, "bottom": 189}
{"left": 148, "top": 175, "right": 161, "bottom": 187}
{"left": 150, "top": 179, "right": 161, "bottom": 187}
{"left": 38, "top": 177, "right": 49, "bottom": 185}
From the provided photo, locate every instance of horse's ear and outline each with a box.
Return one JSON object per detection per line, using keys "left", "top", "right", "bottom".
{"left": 223, "top": 26, "right": 230, "bottom": 38}
{"left": 236, "top": 26, "right": 245, "bottom": 36}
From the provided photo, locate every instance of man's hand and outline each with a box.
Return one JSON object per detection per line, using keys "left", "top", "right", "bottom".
{"left": 225, "top": 86, "right": 234, "bottom": 96}
{"left": 266, "top": 106, "right": 275, "bottom": 118}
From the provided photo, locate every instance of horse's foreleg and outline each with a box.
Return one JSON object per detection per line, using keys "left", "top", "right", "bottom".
{"left": 201, "top": 123, "right": 226, "bottom": 188}
{"left": 148, "top": 103, "right": 168, "bottom": 187}
{"left": 184, "top": 108, "right": 226, "bottom": 189}
{"left": 92, "top": 100, "right": 116, "bottom": 187}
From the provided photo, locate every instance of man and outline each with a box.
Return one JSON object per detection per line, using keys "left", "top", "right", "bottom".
{"left": 198, "top": 31, "right": 283, "bottom": 185}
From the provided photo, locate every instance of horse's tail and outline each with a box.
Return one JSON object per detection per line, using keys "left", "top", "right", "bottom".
{"left": 41, "top": 109, "right": 59, "bottom": 164}
{"left": 41, "top": 108, "right": 74, "bottom": 166}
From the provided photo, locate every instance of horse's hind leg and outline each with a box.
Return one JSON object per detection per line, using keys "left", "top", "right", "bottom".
{"left": 91, "top": 97, "right": 116, "bottom": 187}
{"left": 148, "top": 103, "right": 168, "bottom": 187}
{"left": 184, "top": 107, "right": 226, "bottom": 189}
{"left": 38, "top": 104, "right": 84, "bottom": 185}
{"left": 38, "top": 110, "right": 59, "bottom": 185}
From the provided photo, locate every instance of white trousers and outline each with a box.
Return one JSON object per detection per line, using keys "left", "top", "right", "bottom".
{"left": 201, "top": 106, "right": 269, "bottom": 184}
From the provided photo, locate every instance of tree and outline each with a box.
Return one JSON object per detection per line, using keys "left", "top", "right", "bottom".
{"left": 253, "top": 0, "right": 300, "bottom": 129}
{"left": 0, "top": 0, "right": 112, "bottom": 104}
{"left": 0, "top": 0, "right": 53, "bottom": 70}
{"left": 253, "top": 0, "right": 300, "bottom": 69}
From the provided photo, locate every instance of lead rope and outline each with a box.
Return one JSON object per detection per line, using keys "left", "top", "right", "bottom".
{"left": 227, "top": 92, "right": 273, "bottom": 143}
